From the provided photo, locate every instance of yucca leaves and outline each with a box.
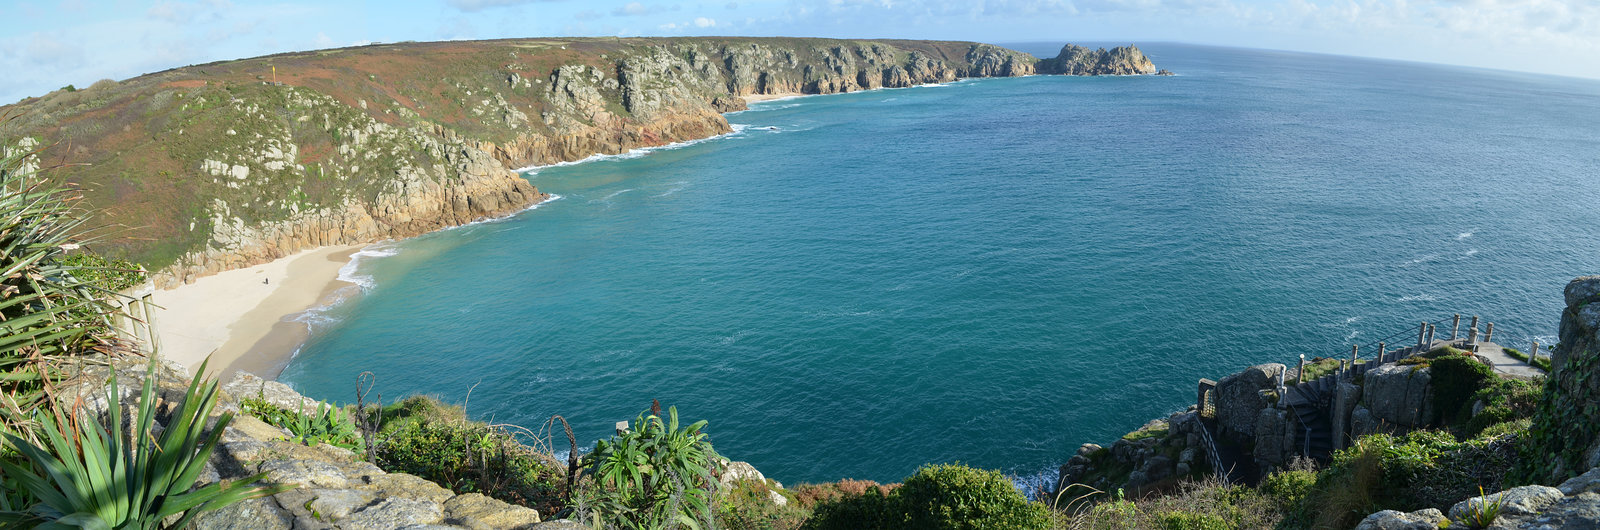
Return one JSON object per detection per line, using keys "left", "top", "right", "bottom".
{"left": 0, "top": 357, "right": 291, "bottom": 528}
{"left": 0, "top": 137, "right": 121, "bottom": 425}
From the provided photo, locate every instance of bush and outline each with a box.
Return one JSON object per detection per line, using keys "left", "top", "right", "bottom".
{"left": 898, "top": 463, "right": 1054, "bottom": 529}
{"left": 1464, "top": 378, "right": 1541, "bottom": 438}
{"left": 578, "top": 406, "right": 720, "bottom": 528}
{"left": 1158, "top": 511, "right": 1232, "bottom": 530}
{"left": 370, "top": 396, "right": 562, "bottom": 513}
{"left": 804, "top": 464, "right": 1053, "bottom": 529}
{"left": 1260, "top": 469, "right": 1316, "bottom": 512}
{"left": 60, "top": 252, "right": 146, "bottom": 293}
{"left": 1431, "top": 355, "right": 1494, "bottom": 425}
{"left": 803, "top": 486, "right": 900, "bottom": 530}
{"left": 716, "top": 478, "right": 807, "bottom": 530}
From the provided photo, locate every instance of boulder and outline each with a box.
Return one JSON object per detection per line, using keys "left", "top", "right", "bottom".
{"left": 1528, "top": 276, "right": 1600, "bottom": 480}
{"left": 1362, "top": 364, "right": 1434, "bottom": 427}
{"left": 338, "top": 498, "right": 445, "bottom": 530}
{"left": 1253, "top": 407, "right": 1297, "bottom": 467}
{"left": 1214, "top": 363, "right": 1285, "bottom": 443}
{"left": 1354, "top": 508, "right": 1447, "bottom": 530}
{"left": 1448, "top": 485, "right": 1563, "bottom": 521}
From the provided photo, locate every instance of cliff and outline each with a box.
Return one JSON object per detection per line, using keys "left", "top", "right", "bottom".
{"left": 1037, "top": 44, "right": 1161, "bottom": 76}
{"left": 0, "top": 37, "right": 1079, "bottom": 287}
{"left": 1524, "top": 276, "right": 1600, "bottom": 482}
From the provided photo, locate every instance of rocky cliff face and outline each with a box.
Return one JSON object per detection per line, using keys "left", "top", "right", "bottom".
{"left": 1526, "top": 276, "right": 1600, "bottom": 481}
{"left": 1037, "top": 44, "right": 1157, "bottom": 75}
{"left": 0, "top": 37, "right": 1079, "bottom": 285}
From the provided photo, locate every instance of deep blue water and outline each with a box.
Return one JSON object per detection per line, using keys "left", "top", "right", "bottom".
{"left": 279, "top": 43, "right": 1600, "bottom": 486}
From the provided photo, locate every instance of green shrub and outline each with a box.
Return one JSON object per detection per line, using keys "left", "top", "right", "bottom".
{"left": 1261, "top": 469, "right": 1316, "bottom": 512}
{"left": 1477, "top": 418, "right": 1531, "bottom": 439}
{"left": 60, "top": 252, "right": 146, "bottom": 293}
{"left": 1158, "top": 511, "right": 1233, "bottom": 530}
{"left": 239, "top": 396, "right": 363, "bottom": 453}
{"left": 1431, "top": 355, "right": 1494, "bottom": 425}
{"left": 377, "top": 407, "right": 561, "bottom": 512}
{"left": 803, "top": 464, "right": 1053, "bottom": 529}
{"left": 716, "top": 478, "right": 807, "bottom": 530}
{"left": 803, "top": 487, "right": 900, "bottom": 530}
{"left": 1464, "top": 378, "right": 1541, "bottom": 438}
{"left": 578, "top": 406, "right": 719, "bottom": 528}
{"left": 897, "top": 463, "right": 1054, "bottom": 529}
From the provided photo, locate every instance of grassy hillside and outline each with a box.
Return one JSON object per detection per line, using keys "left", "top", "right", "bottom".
{"left": 0, "top": 37, "right": 1040, "bottom": 281}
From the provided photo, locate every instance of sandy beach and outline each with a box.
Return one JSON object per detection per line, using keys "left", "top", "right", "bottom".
{"left": 741, "top": 92, "right": 803, "bottom": 104}
{"left": 147, "top": 245, "right": 362, "bottom": 380}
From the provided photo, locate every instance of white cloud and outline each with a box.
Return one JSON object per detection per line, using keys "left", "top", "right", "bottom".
{"left": 613, "top": 2, "right": 680, "bottom": 16}
{"left": 446, "top": 0, "right": 562, "bottom": 12}
{"left": 694, "top": 16, "right": 717, "bottom": 27}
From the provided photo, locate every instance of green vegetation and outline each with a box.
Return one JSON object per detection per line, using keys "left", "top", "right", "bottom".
{"left": 1502, "top": 347, "right": 1551, "bottom": 371}
{"left": 1060, "top": 478, "right": 1282, "bottom": 530}
{"left": 238, "top": 395, "right": 363, "bottom": 453}
{"left": 59, "top": 252, "right": 146, "bottom": 293}
{"left": 1431, "top": 354, "right": 1496, "bottom": 425}
{"left": 0, "top": 144, "right": 119, "bottom": 420}
{"left": 370, "top": 396, "right": 563, "bottom": 513}
{"left": 804, "top": 463, "right": 1055, "bottom": 529}
{"left": 1293, "top": 357, "right": 1345, "bottom": 385}
{"left": 1458, "top": 486, "right": 1505, "bottom": 529}
{"left": 0, "top": 358, "right": 288, "bottom": 528}
{"left": 578, "top": 405, "right": 720, "bottom": 529}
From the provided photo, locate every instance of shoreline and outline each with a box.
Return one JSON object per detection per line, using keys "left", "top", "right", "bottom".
{"left": 150, "top": 84, "right": 921, "bottom": 383}
{"left": 149, "top": 245, "right": 362, "bottom": 381}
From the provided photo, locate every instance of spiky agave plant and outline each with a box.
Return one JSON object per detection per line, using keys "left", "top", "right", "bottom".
{"left": 0, "top": 136, "right": 120, "bottom": 421}
{"left": 0, "top": 357, "right": 291, "bottom": 528}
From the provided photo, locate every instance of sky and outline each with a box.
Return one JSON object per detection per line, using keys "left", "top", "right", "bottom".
{"left": 1, "top": 0, "right": 1597, "bottom": 102}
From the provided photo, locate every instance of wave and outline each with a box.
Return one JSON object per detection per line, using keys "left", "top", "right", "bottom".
{"left": 513, "top": 125, "right": 749, "bottom": 174}
{"left": 1457, "top": 231, "right": 1474, "bottom": 240}
{"left": 1397, "top": 294, "right": 1437, "bottom": 303}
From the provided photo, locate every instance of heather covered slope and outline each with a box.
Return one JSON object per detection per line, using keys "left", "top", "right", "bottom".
{"left": 0, "top": 37, "right": 1052, "bottom": 285}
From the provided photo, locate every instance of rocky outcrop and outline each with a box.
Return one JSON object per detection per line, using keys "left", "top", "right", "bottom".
{"left": 1361, "top": 468, "right": 1600, "bottom": 529}
{"left": 1037, "top": 44, "right": 1157, "bottom": 76}
{"left": 1362, "top": 364, "right": 1435, "bottom": 427}
{"left": 1526, "top": 276, "right": 1600, "bottom": 481}
{"left": 52, "top": 357, "right": 557, "bottom": 529}
{"left": 1057, "top": 412, "right": 1213, "bottom": 495}
{"left": 1214, "top": 363, "right": 1285, "bottom": 444}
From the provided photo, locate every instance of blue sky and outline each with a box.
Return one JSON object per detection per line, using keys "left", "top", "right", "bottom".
{"left": 2, "top": 0, "right": 1597, "bottom": 102}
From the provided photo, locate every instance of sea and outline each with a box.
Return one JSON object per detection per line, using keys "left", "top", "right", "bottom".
{"left": 277, "top": 43, "right": 1600, "bottom": 487}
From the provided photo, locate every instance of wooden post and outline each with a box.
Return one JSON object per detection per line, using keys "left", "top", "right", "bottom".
{"left": 1379, "top": 342, "right": 1387, "bottom": 363}
{"left": 1451, "top": 314, "right": 1461, "bottom": 341}
{"left": 1425, "top": 324, "right": 1435, "bottom": 350}
{"left": 1484, "top": 322, "right": 1494, "bottom": 343}
{"left": 1351, "top": 344, "right": 1359, "bottom": 366}
{"left": 1297, "top": 354, "right": 1306, "bottom": 385}
{"left": 1418, "top": 321, "right": 1428, "bottom": 351}
{"left": 1339, "top": 360, "right": 1347, "bottom": 378}
{"left": 1468, "top": 316, "right": 1479, "bottom": 344}
{"left": 1532, "top": 340, "right": 1540, "bottom": 366}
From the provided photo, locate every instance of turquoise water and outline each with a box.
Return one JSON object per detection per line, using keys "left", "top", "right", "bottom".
{"left": 279, "top": 44, "right": 1600, "bottom": 486}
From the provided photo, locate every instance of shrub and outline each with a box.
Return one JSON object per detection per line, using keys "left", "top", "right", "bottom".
{"left": 897, "top": 463, "right": 1054, "bottom": 529}
{"left": 59, "top": 252, "right": 146, "bottom": 293}
{"left": 1464, "top": 378, "right": 1541, "bottom": 438}
{"left": 1157, "top": 511, "right": 1232, "bottom": 530}
{"left": 379, "top": 418, "right": 562, "bottom": 512}
{"left": 578, "top": 406, "right": 720, "bottom": 528}
{"left": 716, "top": 478, "right": 807, "bottom": 530}
{"left": 1260, "top": 469, "right": 1316, "bottom": 512}
{"left": 1430, "top": 355, "right": 1494, "bottom": 425}
{"left": 803, "top": 486, "right": 900, "bottom": 530}
{"left": 792, "top": 479, "right": 896, "bottom": 509}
